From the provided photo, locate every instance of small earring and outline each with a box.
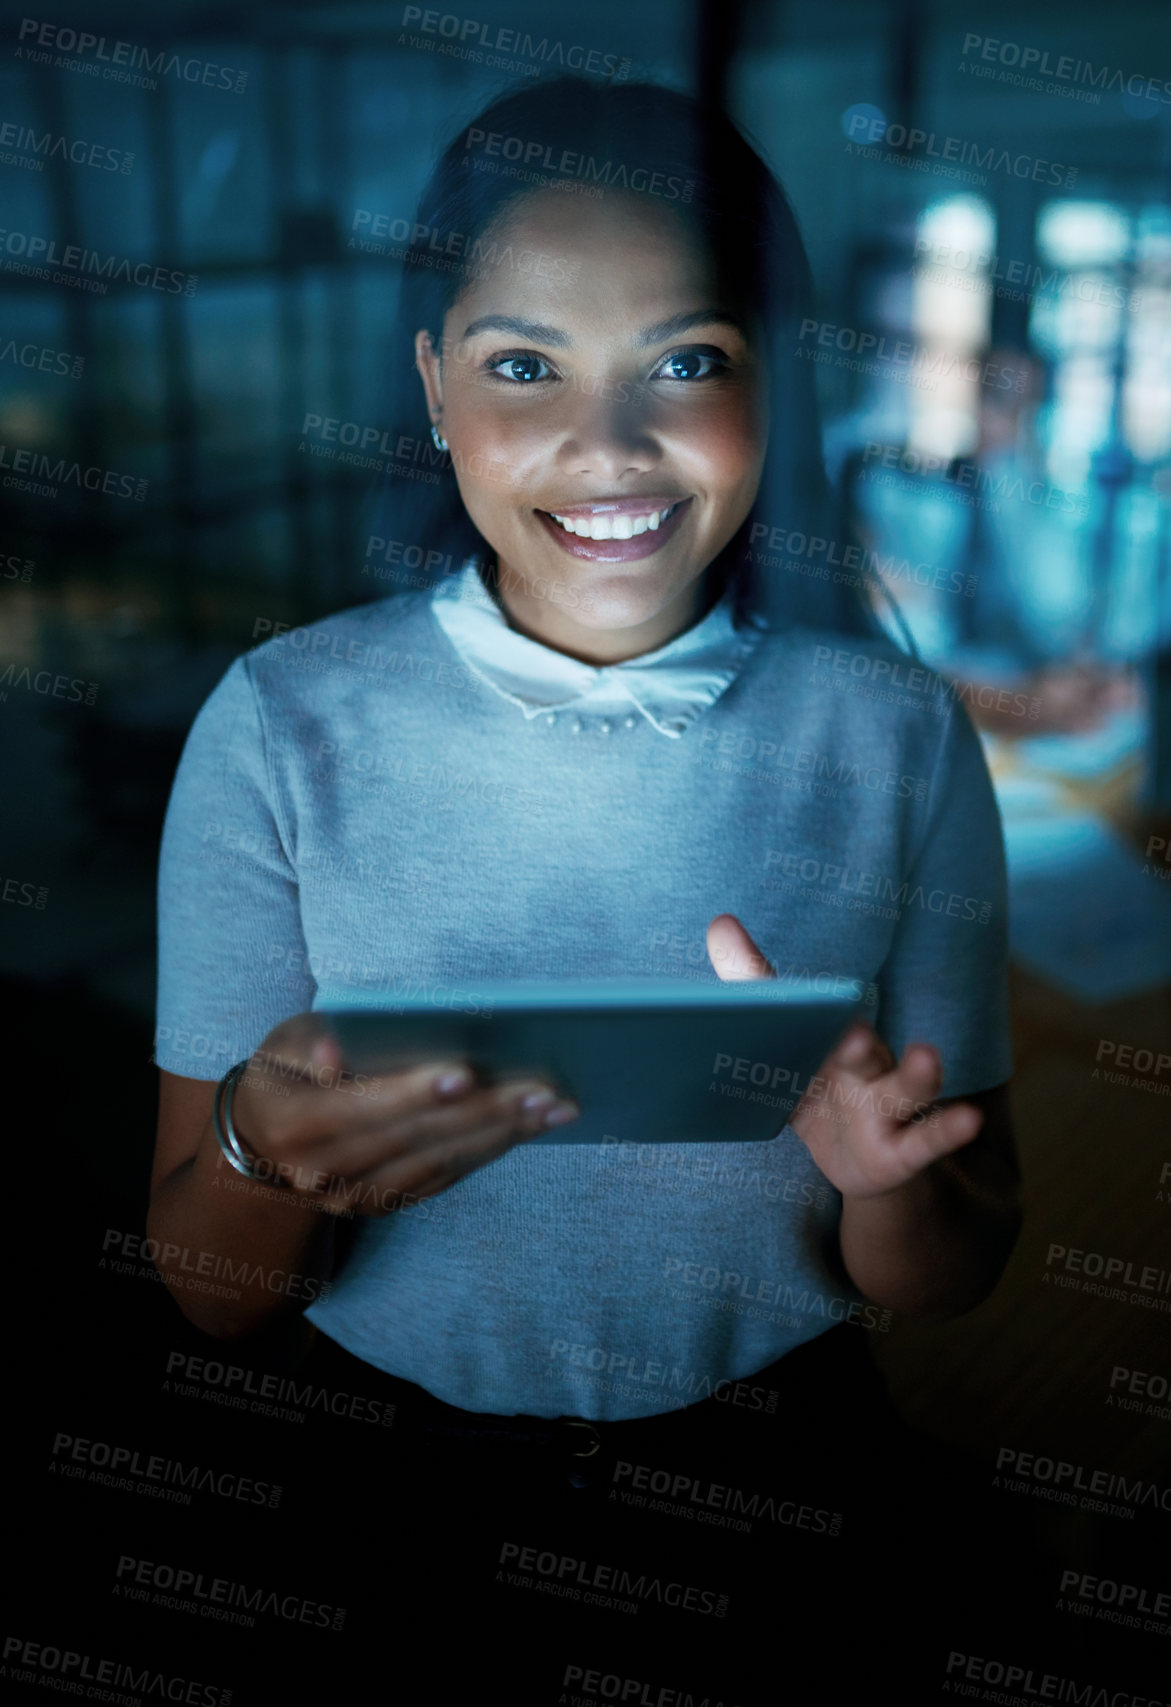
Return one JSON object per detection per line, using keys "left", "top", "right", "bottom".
{"left": 430, "top": 423, "right": 449, "bottom": 453}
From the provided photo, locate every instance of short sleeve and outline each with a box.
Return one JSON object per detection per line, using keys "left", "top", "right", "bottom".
{"left": 874, "top": 698, "right": 1013, "bottom": 1098}
{"left": 155, "top": 655, "right": 315, "bottom": 1080}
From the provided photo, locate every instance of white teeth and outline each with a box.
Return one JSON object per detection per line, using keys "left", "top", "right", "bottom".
{"left": 548, "top": 504, "right": 676, "bottom": 541}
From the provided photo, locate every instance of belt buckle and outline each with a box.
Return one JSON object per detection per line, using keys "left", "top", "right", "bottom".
{"left": 560, "top": 1417, "right": 601, "bottom": 1458}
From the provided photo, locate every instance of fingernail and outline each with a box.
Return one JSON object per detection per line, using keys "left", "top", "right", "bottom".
{"left": 436, "top": 1068, "right": 472, "bottom": 1096}
{"left": 520, "top": 1089, "right": 556, "bottom": 1113}
{"left": 542, "top": 1100, "right": 580, "bottom": 1128}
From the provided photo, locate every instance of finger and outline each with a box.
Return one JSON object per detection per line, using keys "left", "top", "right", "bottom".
{"left": 791, "top": 1026, "right": 892, "bottom": 1134}
{"left": 876, "top": 1100, "right": 985, "bottom": 1180}
{"left": 877, "top": 1042, "right": 944, "bottom": 1118}
{"left": 706, "top": 913, "right": 776, "bottom": 981}
{"left": 288, "top": 1077, "right": 570, "bottom": 1192}
{"left": 827, "top": 1024, "right": 894, "bottom": 1079}
{"left": 327, "top": 1092, "right": 567, "bottom": 1212}
{"left": 244, "top": 1056, "right": 484, "bottom": 1154}
{"left": 353, "top": 1077, "right": 568, "bottom": 1164}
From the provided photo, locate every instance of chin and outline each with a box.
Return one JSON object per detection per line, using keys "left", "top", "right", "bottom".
{"left": 566, "top": 568, "right": 692, "bottom": 627}
{"left": 567, "top": 588, "right": 674, "bottom": 634}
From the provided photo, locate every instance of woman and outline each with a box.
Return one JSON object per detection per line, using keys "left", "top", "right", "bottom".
{"left": 149, "top": 76, "right": 1019, "bottom": 1478}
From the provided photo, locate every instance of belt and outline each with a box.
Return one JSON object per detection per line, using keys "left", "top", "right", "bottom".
{"left": 404, "top": 1406, "right": 606, "bottom": 1487}
{"left": 418, "top": 1412, "right": 603, "bottom": 1458}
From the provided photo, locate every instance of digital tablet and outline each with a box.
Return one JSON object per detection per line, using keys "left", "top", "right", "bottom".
{"left": 320, "top": 979, "right": 863, "bottom": 1145}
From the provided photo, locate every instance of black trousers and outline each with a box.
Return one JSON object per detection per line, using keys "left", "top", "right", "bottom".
{"left": 263, "top": 1324, "right": 1026, "bottom": 1703}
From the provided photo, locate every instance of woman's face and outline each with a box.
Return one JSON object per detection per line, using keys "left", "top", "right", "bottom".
{"left": 415, "top": 188, "right": 768, "bottom": 663}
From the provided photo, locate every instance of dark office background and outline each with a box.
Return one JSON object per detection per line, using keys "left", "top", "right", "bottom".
{"left": 3, "top": 0, "right": 1171, "bottom": 1700}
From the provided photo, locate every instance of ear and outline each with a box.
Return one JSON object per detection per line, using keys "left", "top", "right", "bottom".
{"left": 415, "top": 330, "right": 444, "bottom": 431}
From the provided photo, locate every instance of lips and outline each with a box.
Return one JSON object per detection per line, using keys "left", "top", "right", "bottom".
{"left": 535, "top": 497, "right": 692, "bottom": 561}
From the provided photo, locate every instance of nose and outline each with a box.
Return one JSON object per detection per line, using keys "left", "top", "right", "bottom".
{"left": 553, "top": 383, "right": 660, "bottom": 481}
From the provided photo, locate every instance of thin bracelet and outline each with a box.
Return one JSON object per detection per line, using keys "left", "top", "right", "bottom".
{"left": 213, "top": 1059, "right": 262, "bottom": 1179}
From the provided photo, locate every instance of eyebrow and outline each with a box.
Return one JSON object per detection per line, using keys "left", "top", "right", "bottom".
{"left": 459, "top": 309, "right": 748, "bottom": 347}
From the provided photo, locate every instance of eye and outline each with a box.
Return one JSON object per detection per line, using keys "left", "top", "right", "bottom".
{"left": 485, "top": 351, "right": 554, "bottom": 383}
{"left": 652, "top": 346, "right": 729, "bottom": 382}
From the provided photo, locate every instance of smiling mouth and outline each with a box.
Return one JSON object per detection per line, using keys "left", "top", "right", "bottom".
{"left": 539, "top": 501, "right": 687, "bottom": 542}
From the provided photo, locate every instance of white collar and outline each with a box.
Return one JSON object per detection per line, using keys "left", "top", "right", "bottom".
{"left": 430, "top": 561, "right": 764, "bottom": 738}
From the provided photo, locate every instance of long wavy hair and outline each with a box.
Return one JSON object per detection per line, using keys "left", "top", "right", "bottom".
{"left": 367, "top": 75, "right": 894, "bottom": 640}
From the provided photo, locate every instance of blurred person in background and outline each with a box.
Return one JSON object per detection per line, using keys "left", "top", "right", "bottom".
{"left": 843, "top": 349, "right": 1137, "bottom": 737}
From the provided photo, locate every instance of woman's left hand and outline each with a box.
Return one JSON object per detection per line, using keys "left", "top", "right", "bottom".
{"left": 706, "top": 912, "right": 984, "bottom": 1201}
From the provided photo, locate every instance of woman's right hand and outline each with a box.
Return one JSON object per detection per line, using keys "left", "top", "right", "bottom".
{"left": 229, "top": 1012, "right": 579, "bottom": 1217}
